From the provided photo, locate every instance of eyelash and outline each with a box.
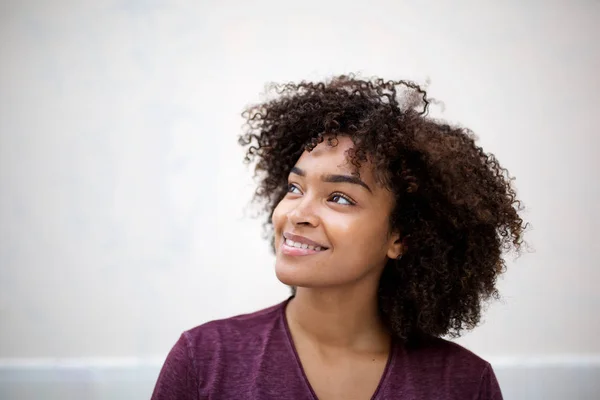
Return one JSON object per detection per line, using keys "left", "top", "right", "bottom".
{"left": 286, "top": 183, "right": 356, "bottom": 206}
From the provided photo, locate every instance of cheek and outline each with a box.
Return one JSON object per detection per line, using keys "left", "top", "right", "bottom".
{"left": 328, "top": 213, "right": 368, "bottom": 242}
{"left": 331, "top": 214, "right": 389, "bottom": 253}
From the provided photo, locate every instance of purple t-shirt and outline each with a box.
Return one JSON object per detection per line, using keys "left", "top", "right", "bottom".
{"left": 151, "top": 299, "right": 502, "bottom": 399}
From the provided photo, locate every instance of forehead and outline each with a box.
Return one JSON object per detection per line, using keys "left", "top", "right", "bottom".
{"left": 295, "top": 136, "right": 370, "bottom": 176}
{"left": 294, "top": 136, "right": 394, "bottom": 204}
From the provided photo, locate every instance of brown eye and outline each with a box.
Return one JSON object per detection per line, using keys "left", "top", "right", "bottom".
{"left": 330, "top": 193, "right": 354, "bottom": 206}
{"left": 287, "top": 183, "right": 301, "bottom": 194}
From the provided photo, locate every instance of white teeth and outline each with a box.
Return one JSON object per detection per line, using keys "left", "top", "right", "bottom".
{"left": 284, "top": 238, "right": 324, "bottom": 251}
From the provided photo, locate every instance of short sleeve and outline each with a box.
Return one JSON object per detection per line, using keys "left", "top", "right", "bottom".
{"left": 477, "top": 363, "right": 503, "bottom": 400}
{"left": 151, "top": 332, "right": 200, "bottom": 400}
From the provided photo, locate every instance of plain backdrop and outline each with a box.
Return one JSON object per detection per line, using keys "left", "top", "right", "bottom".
{"left": 0, "top": 0, "right": 599, "bottom": 398}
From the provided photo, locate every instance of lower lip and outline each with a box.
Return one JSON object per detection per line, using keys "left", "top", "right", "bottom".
{"left": 281, "top": 241, "right": 327, "bottom": 257}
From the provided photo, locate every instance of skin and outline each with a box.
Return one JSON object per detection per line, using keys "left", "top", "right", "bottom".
{"left": 271, "top": 136, "right": 404, "bottom": 399}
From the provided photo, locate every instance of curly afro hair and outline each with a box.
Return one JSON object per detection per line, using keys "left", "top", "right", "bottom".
{"left": 238, "top": 75, "right": 525, "bottom": 341}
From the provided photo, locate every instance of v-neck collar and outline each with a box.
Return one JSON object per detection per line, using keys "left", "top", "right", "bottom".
{"left": 280, "top": 297, "right": 396, "bottom": 400}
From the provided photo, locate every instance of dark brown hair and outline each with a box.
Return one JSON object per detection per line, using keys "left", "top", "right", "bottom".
{"left": 239, "top": 75, "right": 525, "bottom": 341}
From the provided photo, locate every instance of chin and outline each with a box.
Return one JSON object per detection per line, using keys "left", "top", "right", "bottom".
{"left": 275, "top": 260, "right": 320, "bottom": 288}
{"left": 275, "top": 261, "right": 305, "bottom": 286}
{"left": 275, "top": 259, "right": 354, "bottom": 289}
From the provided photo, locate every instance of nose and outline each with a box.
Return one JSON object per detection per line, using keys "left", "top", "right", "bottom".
{"left": 287, "top": 197, "right": 320, "bottom": 227}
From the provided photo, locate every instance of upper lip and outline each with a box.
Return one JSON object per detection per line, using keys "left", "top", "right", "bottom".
{"left": 283, "top": 232, "right": 328, "bottom": 249}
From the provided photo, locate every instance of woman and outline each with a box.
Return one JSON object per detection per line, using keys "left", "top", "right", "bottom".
{"left": 151, "top": 75, "right": 525, "bottom": 399}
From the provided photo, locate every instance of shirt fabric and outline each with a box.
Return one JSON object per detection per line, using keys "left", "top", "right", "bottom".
{"left": 151, "top": 298, "right": 503, "bottom": 400}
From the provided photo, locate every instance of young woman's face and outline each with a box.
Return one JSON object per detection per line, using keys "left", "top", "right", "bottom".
{"left": 272, "top": 136, "right": 403, "bottom": 289}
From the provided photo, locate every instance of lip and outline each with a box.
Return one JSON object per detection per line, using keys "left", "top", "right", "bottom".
{"left": 283, "top": 232, "right": 328, "bottom": 249}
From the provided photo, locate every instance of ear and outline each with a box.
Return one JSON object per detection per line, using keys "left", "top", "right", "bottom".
{"left": 386, "top": 231, "right": 404, "bottom": 260}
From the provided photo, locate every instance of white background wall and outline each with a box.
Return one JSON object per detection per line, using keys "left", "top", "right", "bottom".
{"left": 1, "top": 0, "right": 599, "bottom": 399}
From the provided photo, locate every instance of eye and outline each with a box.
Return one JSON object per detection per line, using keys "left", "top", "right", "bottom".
{"left": 287, "top": 183, "right": 302, "bottom": 195}
{"left": 330, "top": 193, "right": 355, "bottom": 206}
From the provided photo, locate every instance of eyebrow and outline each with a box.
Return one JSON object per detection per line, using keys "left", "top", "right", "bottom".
{"left": 290, "top": 166, "right": 372, "bottom": 193}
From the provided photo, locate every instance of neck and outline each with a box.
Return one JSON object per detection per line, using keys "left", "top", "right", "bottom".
{"left": 285, "top": 281, "right": 390, "bottom": 353}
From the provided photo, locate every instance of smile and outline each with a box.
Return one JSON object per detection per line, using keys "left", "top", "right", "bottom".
{"left": 284, "top": 238, "right": 325, "bottom": 251}
{"left": 281, "top": 235, "right": 329, "bottom": 256}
